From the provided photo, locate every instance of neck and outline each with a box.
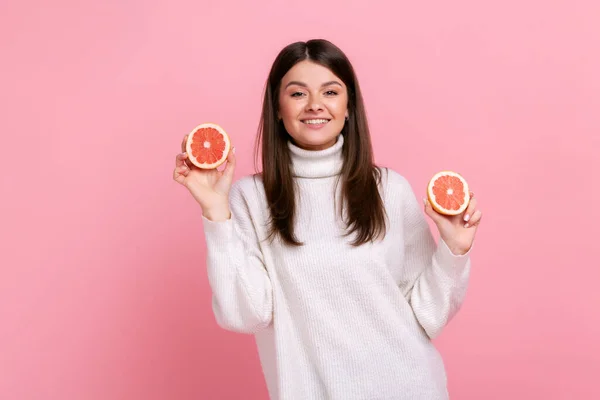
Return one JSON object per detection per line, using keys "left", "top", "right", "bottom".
{"left": 287, "top": 134, "right": 344, "bottom": 178}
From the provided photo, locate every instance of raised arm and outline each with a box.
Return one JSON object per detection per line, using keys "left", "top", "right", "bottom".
{"left": 202, "top": 181, "right": 273, "bottom": 333}
{"left": 388, "top": 170, "right": 472, "bottom": 339}
{"left": 174, "top": 137, "right": 273, "bottom": 334}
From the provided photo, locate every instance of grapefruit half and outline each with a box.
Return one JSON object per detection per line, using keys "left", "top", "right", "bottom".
{"left": 185, "top": 123, "right": 231, "bottom": 169}
{"left": 427, "top": 171, "right": 470, "bottom": 216}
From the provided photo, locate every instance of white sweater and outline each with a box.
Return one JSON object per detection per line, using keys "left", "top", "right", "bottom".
{"left": 201, "top": 134, "right": 472, "bottom": 400}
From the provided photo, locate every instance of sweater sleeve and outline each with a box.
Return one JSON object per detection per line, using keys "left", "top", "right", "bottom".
{"left": 394, "top": 172, "right": 472, "bottom": 339}
{"left": 201, "top": 181, "right": 273, "bottom": 334}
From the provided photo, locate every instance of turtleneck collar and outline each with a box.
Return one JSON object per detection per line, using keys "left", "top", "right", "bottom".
{"left": 287, "top": 134, "right": 344, "bottom": 178}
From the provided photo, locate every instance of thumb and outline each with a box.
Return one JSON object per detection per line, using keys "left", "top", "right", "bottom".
{"left": 221, "top": 146, "right": 236, "bottom": 184}
{"left": 214, "top": 147, "right": 236, "bottom": 197}
{"left": 423, "top": 197, "right": 444, "bottom": 223}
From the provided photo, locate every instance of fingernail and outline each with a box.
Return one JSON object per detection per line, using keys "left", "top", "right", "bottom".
{"left": 423, "top": 198, "right": 427, "bottom": 205}
{"left": 232, "top": 147, "right": 236, "bottom": 154}
{"left": 464, "top": 214, "right": 470, "bottom": 222}
{"left": 464, "top": 223, "right": 469, "bottom": 228}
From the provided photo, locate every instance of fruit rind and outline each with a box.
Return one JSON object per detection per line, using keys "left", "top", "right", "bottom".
{"left": 426, "top": 170, "right": 470, "bottom": 216}
{"left": 185, "top": 122, "right": 231, "bottom": 169}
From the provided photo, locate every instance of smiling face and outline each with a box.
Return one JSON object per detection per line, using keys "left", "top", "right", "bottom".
{"left": 278, "top": 60, "right": 349, "bottom": 151}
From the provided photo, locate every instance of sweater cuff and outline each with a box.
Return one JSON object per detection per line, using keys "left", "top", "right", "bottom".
{"left": 201, "top": 215, "right": 234, "bottom": 245}
{"left": 434, "top": 238, "right": 472, "bottom": 280}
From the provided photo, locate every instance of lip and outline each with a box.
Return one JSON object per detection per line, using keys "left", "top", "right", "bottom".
{"left": 300, "top": 118, "right": 331, "bottom": 130}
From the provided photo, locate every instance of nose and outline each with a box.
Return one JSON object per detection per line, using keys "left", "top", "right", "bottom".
{"left": 305, "top": 95, "right": 324, "bottom": 112}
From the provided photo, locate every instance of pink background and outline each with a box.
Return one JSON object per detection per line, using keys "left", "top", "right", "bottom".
{"left": 2, "top": 0, "right": 599, "bottom": 399}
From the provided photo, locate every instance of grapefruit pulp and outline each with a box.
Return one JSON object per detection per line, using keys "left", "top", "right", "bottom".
{"left": 185, "top": 123, "right": 231, "bottom": 169}
{"left": 427, "top": 171, "right": 470, "bottom": 216}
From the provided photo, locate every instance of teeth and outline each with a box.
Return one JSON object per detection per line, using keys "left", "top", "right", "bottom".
{"left": 303, "top": 119, "right": 329, "bottom": 125}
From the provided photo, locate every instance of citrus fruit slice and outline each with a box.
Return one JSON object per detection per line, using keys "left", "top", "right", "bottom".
{"left": 427, "top": 171, "right": 470, "bottom": 216}
{"left": 185, "top": 123, "right": 231, "bottom": 169}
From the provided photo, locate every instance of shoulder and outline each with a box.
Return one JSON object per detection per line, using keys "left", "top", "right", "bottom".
{"left": 374, "top": 167, "right": 428, "bottom": 237}
{"left": 377, "top": 166, "right": 424, "bottom": 222}
{"left": 377, "top": 167, "right": 415, "bottom": 198}
{"left": 227, "top": 174, "right": 270, "bottom": 238}
{"left": 229, "top": 173, "right": 267, "bottom": 211}
{"left": 230, "top": 173, "right": 265, "bottom": 197}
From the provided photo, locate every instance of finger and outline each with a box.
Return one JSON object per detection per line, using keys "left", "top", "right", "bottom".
{"left": 173, "top": 167, "right": 187, "bottom": 184}
{"left": 222, "top": 146, "right": 236, "bottom": 182}
{"left": 175, "top": 152, "right": 188, "bottom": 167}
{"left": 181, "top": 152, "right": 194, "bottom": 170}
{"left": 214, "top": 146, "right": 236, "bottom": 196}
{"left": 423, "top": 197, "right": 444, "bottom": 223}
{"left": 180, "top": 136, "right": 197, "bottom": 169}
{"left": 463, "top": 196, "right": 478, "bottom": 223}
{"left": 176, "top": 165, "right": 190, "bottom": 176}
{"left": 181, "top": 135, "right": 188, "bottom": 153}
{"left": 464, "top": 209, "right": 482, "bottom": 228}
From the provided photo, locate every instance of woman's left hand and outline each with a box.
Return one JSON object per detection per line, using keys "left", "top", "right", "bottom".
{"left": 423, "top": 192, "right": 482, "bottom": 256}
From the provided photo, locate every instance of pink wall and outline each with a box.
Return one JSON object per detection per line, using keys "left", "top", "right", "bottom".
{"left": 2, "top": 0, "right": 599, "bottom": 399}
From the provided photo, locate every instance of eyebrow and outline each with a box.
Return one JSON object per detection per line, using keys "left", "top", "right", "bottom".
{"left": 284, "top": 80, "right": 343, "bottom": 89}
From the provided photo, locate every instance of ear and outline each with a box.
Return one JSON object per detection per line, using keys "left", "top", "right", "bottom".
{"left": 345, "top": 111, "right": 349, "bottom": 120}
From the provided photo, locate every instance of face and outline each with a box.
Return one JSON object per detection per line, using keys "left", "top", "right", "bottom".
{"left": 278, "top": 60, "right": 349, "bottom": 151}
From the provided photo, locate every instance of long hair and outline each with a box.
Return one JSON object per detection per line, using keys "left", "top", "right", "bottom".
{"left": 254, "top": 39, "right": 387, "bottom": 247}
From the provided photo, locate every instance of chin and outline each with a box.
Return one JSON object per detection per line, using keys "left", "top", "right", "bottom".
{"left": 292, "top": 132, "right": 340, "bottom": 150}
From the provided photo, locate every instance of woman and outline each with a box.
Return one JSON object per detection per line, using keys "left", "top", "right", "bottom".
{"left": 173, "top": 39, "right": 482, "bottom": 400}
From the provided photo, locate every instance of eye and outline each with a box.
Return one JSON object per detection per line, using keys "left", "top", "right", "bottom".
{"left": 325, "top": 90, "right": 338, "bottom": 96}
{"left": 290, "top": 92, "right": 304, "bottom": 97}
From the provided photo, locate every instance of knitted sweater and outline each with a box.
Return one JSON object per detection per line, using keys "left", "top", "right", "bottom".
{"left": 201, "top": 134, "right": 472, "bottom": 400}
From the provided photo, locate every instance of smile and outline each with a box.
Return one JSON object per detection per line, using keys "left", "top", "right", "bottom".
{"left": 301, "top": 119, "right": 330, "bottom": 125}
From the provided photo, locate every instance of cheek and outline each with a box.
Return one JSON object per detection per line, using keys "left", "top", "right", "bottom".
{"left": 326, "top": 92, "right": 348, "bottom": 111}
{"left": 327, "top": 99, "right": 347, "bottom": 118}
{"left": 279, "top": 98, "right": 302, "bottom": 120}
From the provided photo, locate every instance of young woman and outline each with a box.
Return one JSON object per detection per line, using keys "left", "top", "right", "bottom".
{"left": 173, "top": 39, "right": 482, "bottom": 400}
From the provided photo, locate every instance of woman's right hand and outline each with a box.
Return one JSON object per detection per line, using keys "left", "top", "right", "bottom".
{"left": 173, "top": 134, "right": 236, "bottom": 221}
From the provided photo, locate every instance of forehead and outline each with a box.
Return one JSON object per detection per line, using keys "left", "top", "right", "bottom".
{"left": 281, "top": 60, "right": 345, "bottom": 88}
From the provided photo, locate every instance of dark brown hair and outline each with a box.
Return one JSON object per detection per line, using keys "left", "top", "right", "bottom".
{"left": 254, "top": 39, "right": 387, "bottom": 246}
